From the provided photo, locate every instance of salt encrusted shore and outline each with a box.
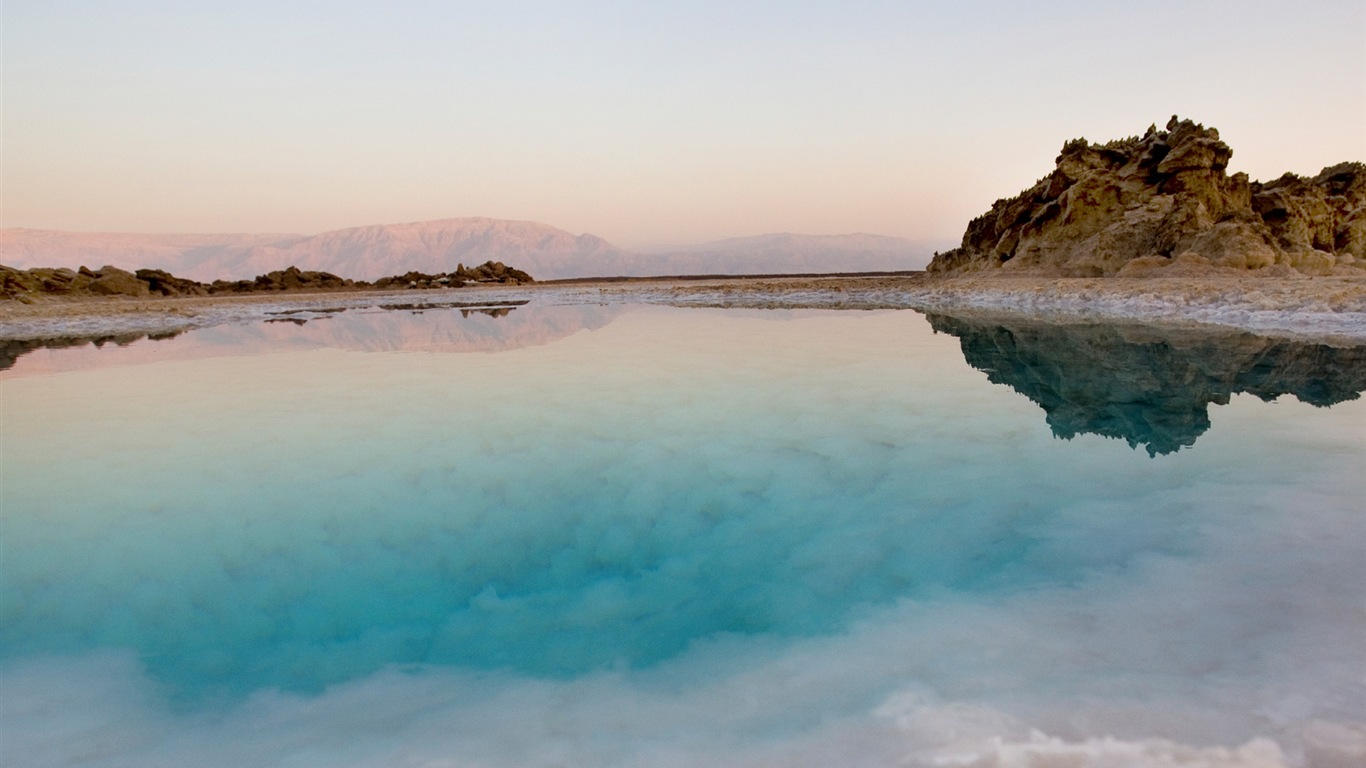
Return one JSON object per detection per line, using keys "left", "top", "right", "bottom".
{"left": 2, "top": 274, "right": 1366, "bottom": 345}
{"left": 635, "top": 274, "right": 1366, "bottom": 343}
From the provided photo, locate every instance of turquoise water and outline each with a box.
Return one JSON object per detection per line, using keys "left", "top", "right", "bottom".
{"left": 1, "top": 305, "right": 1363, "bottom": 767}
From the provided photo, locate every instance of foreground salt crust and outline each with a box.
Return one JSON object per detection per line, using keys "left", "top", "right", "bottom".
{"left": 906, "top": 276, "right": 1366, "bottom": 340}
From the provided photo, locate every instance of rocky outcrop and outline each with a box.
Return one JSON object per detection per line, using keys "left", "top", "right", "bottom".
{"left": 367, "top": 261, "right": 533, "bottom": 290}
{"left": 0, "top": 260, "right": 534, "bottom": 302}
{"left": 136, "top": 269, "right": 215, "bottom": 296}
{"left": 928, "top": 117, "right": 1366, "bottom": 277}
{"left": 1, "top": 265, "right": 156, "bottom": 300}
{"left": 206, "top": 266, "right": 352, "bottom": 294}
{"left": 86, "top": 266, "right": 152, "bottom": 296}
{"left": 928, "top": 312, "right": 1366, "bottom": 455}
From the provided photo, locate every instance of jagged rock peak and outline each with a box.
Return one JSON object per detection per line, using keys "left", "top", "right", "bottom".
{"left": 928, "top": 117, "right": 1365, "bottom": 277}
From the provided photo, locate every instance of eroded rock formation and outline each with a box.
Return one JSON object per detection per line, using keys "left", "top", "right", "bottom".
{"left": 928, "top": 117, "right": 1365, "bottom": 277}
{"left": 928, "top": 312, "right": 1366, "bottom": 455}
{"left": 1, "top": 265, "right": 150, "bottom": 299}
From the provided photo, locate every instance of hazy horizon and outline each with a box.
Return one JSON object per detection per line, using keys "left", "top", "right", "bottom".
{"left": 4, "top": 1, "right": 1363, "bottom": 249}
{"left": 0, "top": 216, "right": 952, "bottom": 253}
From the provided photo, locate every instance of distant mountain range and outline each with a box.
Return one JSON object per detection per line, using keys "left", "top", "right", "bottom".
{"left": 0, "top": 218, "right": 937, "bottom": 281}
{"left": 631, "top": 232, "right": 936, "bottom": 276}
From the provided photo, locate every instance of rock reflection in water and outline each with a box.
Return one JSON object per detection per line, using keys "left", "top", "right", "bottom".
{"left": 461, "top": 306, "right": 513, "bottom": 318}
{"left": 927, "top": 313, "right": 1366, "bottom": 455}
{"left": 0, "top": 302, "right": 621, "bottom": 376}
{"left": 0, "top": 330, "right": 186, "bottom": 372}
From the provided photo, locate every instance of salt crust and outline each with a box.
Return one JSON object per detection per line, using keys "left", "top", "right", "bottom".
{"left": 638, "top": 275, "right": 1366, "bottom": 344}
{"left": 3, "top": 275, "right": 1364, "bottom": 344}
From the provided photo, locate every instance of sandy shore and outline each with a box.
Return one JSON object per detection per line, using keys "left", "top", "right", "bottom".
{"left": 3, "top": 273, "right": 1366, "bottom": 343}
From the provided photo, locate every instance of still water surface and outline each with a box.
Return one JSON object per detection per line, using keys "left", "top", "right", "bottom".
{"left": 2, "top": 304, "right": 1363, "bottom": 767}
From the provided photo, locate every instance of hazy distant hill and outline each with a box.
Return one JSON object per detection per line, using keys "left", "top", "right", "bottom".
{"left": 0, "top": 230, "right": 305, "bottom": 278}
{"left": 0, "top": 219, "right": 632, "bottom": 281}
{"left": 217, "top": 219, "right": 635, "bottom": 281}
{"left": 638, "top": 233, "right": 935, "bottom": 275}
{"left": 1, "top": 219, "right": 936, "bottom": 280}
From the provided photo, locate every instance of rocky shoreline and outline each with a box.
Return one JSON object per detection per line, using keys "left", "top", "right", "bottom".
{"left": 0, "top": 260, "right": 532, "bottom": 303}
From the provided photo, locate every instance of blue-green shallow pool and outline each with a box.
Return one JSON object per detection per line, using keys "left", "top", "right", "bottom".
{"left": 2, "top": 305, "right": 1362, "bottom": 767}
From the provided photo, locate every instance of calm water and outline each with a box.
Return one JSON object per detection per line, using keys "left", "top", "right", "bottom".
{"left": 1, "top": 304, "right": 1363, "bottom": 767}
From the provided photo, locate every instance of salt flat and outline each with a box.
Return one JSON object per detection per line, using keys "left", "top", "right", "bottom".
{"left": 4, "top": 273, "right": 1366, "bottom": 344}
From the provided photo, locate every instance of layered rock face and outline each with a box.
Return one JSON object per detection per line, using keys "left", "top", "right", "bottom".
{"left": 1, "top": 265, "right": 154, "bottom": 300}
{"left": 928, "top": 117, "right": 1366, "bottom": 276}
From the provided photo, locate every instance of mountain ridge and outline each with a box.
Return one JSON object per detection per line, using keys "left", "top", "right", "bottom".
{"left": 1, "top": 219, "right": 935, "bottom": 280}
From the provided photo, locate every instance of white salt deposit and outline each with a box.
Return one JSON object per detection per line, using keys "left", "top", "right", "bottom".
{"left": 636, "top": 276, "right": 1366, "bottom": 342}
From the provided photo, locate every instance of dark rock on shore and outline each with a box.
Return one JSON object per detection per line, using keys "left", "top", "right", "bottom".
{"left": 208, "top": 266, "right": 352, "bottom": 294}
{"left": 0, "top": 260, "right": 533, "bottom": 302}
{"left": 136, "top": 268, "right": 212, "bottom": 296}
{"left": 368, "top": 261, "right": 533, "bottom": 290}
{"left": 87, "top": 266, "right": 152, "bottom": 296}
{"left": 2, "top": 265, "right": 157, "bottom": 301}
{"left": 928, "top": 117, "right": 1365, "bottom": 277}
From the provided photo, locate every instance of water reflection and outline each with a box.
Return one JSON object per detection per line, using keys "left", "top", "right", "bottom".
{"left": 0, "top": 330, "right": 187, "bottom": 371}
{"left": 927, "top": 313, "right": 1366, "bottom": 455}
{"left": 3, "top": 307, "right": 1364, "bottom": 766}
{"left": 261, "top": 303, "right": 522, "bottom": 326}
{"left": 0, "top": 302, "right": 623, "bottom": 375}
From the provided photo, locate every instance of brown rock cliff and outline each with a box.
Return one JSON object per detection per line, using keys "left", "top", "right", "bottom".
{"left": 928, "top": 117, "right": 1365, "bottom": 277}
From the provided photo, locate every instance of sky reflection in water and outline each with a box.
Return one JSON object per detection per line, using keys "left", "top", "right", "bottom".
{"left": 1, "top": 305, "right": 1362, "bottom": 767}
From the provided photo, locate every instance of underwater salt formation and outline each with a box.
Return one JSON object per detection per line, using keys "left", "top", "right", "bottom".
{"left": 927, "top": 313, "right": 1366, "bottom": 455}
{"left": 927, "top": 116, "right": 1366, "bottom": 276}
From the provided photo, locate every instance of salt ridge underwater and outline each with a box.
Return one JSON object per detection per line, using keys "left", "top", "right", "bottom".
{"left": 2, "top": 305, "right": 1363, "bottom": 767}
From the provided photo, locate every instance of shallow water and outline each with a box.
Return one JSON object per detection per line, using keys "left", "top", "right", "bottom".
{"left": 1, "top": 305, "right": 1363, "bottom": 767}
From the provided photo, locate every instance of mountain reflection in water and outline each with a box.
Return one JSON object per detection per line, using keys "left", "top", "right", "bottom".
{"left": 0, "top": 302, "right": 623, "bottom": 375}
{"left": 927, "top": 313, "right": 1366, "bottom": 455}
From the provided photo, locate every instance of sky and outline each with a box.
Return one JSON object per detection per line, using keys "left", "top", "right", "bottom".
{"left": 3, "top": 1, "right": 1364, "bottom": 248}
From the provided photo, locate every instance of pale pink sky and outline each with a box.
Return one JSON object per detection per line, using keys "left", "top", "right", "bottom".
{"left": 4, "top": 1, "right": 1363, "bottom": 248}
